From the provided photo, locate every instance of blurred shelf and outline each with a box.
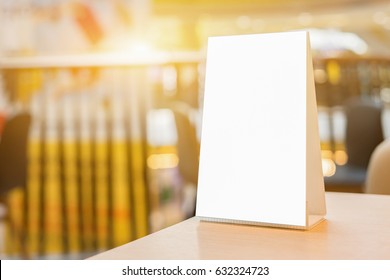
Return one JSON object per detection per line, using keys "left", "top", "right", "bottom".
{"left": 0, "top": 51, "right": 202, "bottom": 69}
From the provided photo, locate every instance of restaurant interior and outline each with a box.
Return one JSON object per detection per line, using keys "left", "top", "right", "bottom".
{"left": 0, "top": 0, "right": 390, "bottom": 259}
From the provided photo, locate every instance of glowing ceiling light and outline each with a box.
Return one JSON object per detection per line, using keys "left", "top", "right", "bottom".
{"left": 373, "top": 12, "right": 388, "bottom": 25}
{"left": 298, "top": 12, "right": 312, "bottom": 26}
{"left": 236, "top": 16, "right": 251, "bottom": 30}
{"left": 308, "top": 28, "right": 368, "bottom": 55}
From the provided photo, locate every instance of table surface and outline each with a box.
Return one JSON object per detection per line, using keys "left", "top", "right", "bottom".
{"left": 89, "top": 192, "right": 390, "bottom": 260}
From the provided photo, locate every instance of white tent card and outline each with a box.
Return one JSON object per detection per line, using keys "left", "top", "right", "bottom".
{"left": 196, "top": 31, "right": 326, "bottom": 230}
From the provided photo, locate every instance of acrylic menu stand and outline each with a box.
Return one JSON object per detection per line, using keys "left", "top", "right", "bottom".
{"left": 196, "top": 31, "right": 326, "bottom": 230}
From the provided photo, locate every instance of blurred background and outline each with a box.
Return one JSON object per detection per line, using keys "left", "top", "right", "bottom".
{"left": 0, "top": 0, "right": 389, "bottom": 259}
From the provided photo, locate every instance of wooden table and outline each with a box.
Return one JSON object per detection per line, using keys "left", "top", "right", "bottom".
{"left": 89, "top": 192, "right": 390, "bottom": 259}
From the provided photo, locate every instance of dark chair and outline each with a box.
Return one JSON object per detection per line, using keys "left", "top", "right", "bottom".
{"left": 325, "top": 99, "right": 384, "bottom": 193}
{"left": 171, "top": 102, "right": 200, "bottom": 217}
{"left": 365, "top": 138, "right": 390, "bottom": 194}
{"left": 0, "top": 112, "right": 32, "bottom": 258}
{"left": 344, "top": 99, "right": 384, "bottom": 169}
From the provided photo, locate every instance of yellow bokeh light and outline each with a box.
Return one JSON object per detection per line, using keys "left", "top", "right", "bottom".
{"left": 147, "top": 153, "right": 179, "bottom": 170}
{"left": 334, "top": 150, "right": 348, "bottom": 166}
{"left": 322, "top": 158, "right": 337, "bottom": 177}
{"left": 321, "top": 150, "right": 333, "bottom": 159}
